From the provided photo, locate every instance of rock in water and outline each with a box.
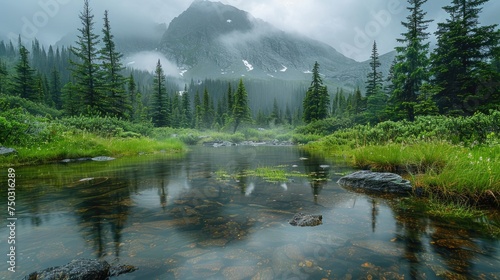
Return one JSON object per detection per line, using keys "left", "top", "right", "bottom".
{"left": 289, "top": 213, "right": 323, "bottom": 227}
{"left": 91, "top": 156, "right": 115, "bottom": 162}
{"left": 23, "top": 259, "right": 137, "bottom": 280}
{"left": 23, "top": 259, "right": 110, "bottom": 280}
{"left": 337, "top": 170, "right": 412, "bottom": 194}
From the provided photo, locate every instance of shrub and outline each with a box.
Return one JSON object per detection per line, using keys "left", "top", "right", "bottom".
{"left": 0, "top": 108, "right": 65, "bottom": 146}
{"left": 58, "top": 115, "right": 154, "bottom": 137}
{"left": 295, "top": 117, "right": 353, "bottom": 136}
{"left": 0, "top": 94, "right": 62, "bottom": 118}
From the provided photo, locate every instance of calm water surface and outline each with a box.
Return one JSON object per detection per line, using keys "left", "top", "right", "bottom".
{"left": 1, "top": 146, "right": 499, "bottom": 279}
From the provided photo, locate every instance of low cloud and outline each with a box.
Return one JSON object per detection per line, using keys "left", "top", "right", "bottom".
{"left": 1, "top": 0, "right": 499, "bottom": 62}
{"left": 125, "top": 51, "right": 179, "bottom": 77}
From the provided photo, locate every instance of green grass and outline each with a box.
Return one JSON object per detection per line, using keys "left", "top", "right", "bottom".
{"left": 303, "top": 113, "right": 500, "bottom": 207}
{"left": 425, "top": 198, "right": 486, "bottom": 219}
{"left": 415, "top": 145, "right": 500, "bottom": 204}
{"left": 153, "top": 127, "right": 295, "bottom": 145}
{"left": 1, "top": 131, "right": 185, "bottom": 166}
{"left": 313, "top": 141, "right": 500, "bottom": 206}
{"left": 349, "top": 142, "right": 451, "bottom": 173}
{"left": 216, "top": 165, "right": 308, "bottom": 183}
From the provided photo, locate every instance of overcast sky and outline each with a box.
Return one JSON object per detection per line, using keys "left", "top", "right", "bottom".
{"left": 0, "top": 0, "right": 499, "bottom": 61}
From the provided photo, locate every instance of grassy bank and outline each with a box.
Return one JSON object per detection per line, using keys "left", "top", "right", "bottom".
{"left": 152, "top": 126, "right": 297, "bottom": 145}
{"left": 305, "top": 111, "right": 500, "bottom": 207}
{"left": 0, "top": 106, "right": 185, "bottom": 166}
{"left": 1, "top": 132, "right": 185, "bottom": 166}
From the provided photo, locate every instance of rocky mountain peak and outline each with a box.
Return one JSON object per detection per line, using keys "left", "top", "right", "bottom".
{"left": 165, "top": 0, "right": 253, "bottom": 41}
{"left": 158, "top": 0, "right": 392, "bottom": 89}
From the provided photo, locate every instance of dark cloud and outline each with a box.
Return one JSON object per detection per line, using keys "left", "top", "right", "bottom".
{"left": 1, "top": 0, "right": 498, "bottom": 61}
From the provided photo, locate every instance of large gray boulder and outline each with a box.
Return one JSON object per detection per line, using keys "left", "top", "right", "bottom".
{"left": 289, "top": 213, "right": 323, "bottom": 227}
{"left": 337, "top": 170, "right": 412, "bottom": 194}
{"left": 23, "top": 259, "right": 137, "bottom": 280}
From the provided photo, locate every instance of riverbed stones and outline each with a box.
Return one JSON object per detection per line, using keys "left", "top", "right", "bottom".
{"left": 0, "top": 146, "right": 16, "bottom": 156}
{"left": 337, "top": 170, "right": 412, "bottom": 194}
{"left": 289, "top": 212, "right": 323, "bottom": 227}
{"left": 22, "top": 259, "right": 136, "bottom": 280}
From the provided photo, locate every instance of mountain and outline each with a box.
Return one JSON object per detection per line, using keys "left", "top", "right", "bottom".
{"left": 159, "top": 0, "right": 394, "bottom": 89}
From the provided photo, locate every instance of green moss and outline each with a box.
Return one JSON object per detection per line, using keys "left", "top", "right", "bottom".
{"left": 216, "top": 165, "right": 308, "bottom": 183}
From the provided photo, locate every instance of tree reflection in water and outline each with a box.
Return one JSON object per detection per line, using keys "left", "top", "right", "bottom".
{"left": 7, "top": 146, "right": 499, "bottom": 279}
{"left": 70, "top": 177, "right": 130, "bottom": 258}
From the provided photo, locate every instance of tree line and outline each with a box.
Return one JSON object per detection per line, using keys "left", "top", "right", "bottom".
{"left": 0, "top": 0, "right": 304, "bottom": 132}
{"left": 303, "top": 0, "right": 500, "bottom": 125}
{"left": 1, "top": 0, "right": 499, "bottom": 133}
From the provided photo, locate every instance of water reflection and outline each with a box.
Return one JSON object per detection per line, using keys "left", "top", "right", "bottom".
{"left": 300, "top": 150, "right": 330, "bottom": 204}
{"left": 1, "top": 146, "right": 499, "bottom": 279}
{"left": 70, "top": 177, "right": 130, "bottom": 258}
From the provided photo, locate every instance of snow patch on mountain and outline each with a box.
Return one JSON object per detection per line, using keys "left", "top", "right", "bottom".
{"left": 242, "top": 60, "right": 254, "bottom": 71}
{"left": 280, "top": 65, "right": 288, "bottom": 72}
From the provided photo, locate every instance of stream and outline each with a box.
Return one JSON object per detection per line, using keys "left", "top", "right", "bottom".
{"left": 0, "top": 146, "right": 499, "bottom": 279}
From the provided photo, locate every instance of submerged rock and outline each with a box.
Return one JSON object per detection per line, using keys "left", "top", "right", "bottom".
{"left": 61, "top": 157, "right": 92, "bottom": 163}
{"left": 203, "top": 141, "right": 235, "bottom": 147}
{"left": 23, "top": 259, "right": 109, "bottom": 280}
{"left": 337, "top": 170, "right": 412, "bottom": 194}
{"left": 0, "top": 146, "right": 16, "bottom": 156}
{"left": 92, "top": 156, "right": 116, "bottom": 161}
{"left": 23, "top": 259, "right": 137, "bottom": 280}
{"left": 289, "top": 213, "right": 323, "bottom": 227}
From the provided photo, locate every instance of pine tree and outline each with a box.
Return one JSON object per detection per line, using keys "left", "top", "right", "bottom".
{"left": 202, "top": 88, "right": 214, "bottom": 129}
{"left": 70, "top": 0, "right": 105, "bottom": 115}
{"left": 0, "top": 41, "right": 6, "bottom": 57}
{"left": 390, "top": 0, "right": 433, "bottom": 121}
{"left": 284, "top": 103, "right": 292, "bottom": 125}
{"left": 127, "top": 74, "right": 137, "bottom": 120}
{"left": 181, "top": 85, "right": 192, "bottom": 128}
{"left": 12, "top": 45, "right": 36, "bottom": 100}
{"left": 34, "top": 75, "right": 46, "bottom": 103}
{"left": 0, "top": 59, "right": 8, "bottom": 95}
{"left": 255, "top": 109, "right": 267, "bottom": 126}
{"left": 193, "top": 90, "right": 202, "bottom": 129}
{"left": 61, "top": 82, "right": 81, "bottom": 116}
{"left": 49, "top": 68, "right": 62, "bottom": 109}
{"left": 353, "top": 86, "right": 364, "bottom": 116}
{"left": 332, "top": 88, "right": 347, "bottom": 117}
{"left": 99, "top": 10, "right": 129, "bottom": 119}
{"left": 431, "top": 0, "right": 500, "bottom": 115}
{"left": 365, "top": 42, "right": 386, "bottom": 123}
{"left": 232, "top": 79, "right": 252, "bottom": 133}
{"left": 226, "top": 82, "right": 233, "bottom": 117}
{"left": 302, "top": 61, "right": 329, "bottom": 123}
{"left": 270, "top": 98, "right": 282, "bottom": 125}
{"left": 366, "top": 42, "right": 384, "bottom": 98}
{"left": 171, "top": 93, "right": 181, "bottom": 128}
{"left": 151, "top": 59, "right": 168, "bottom": 127}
